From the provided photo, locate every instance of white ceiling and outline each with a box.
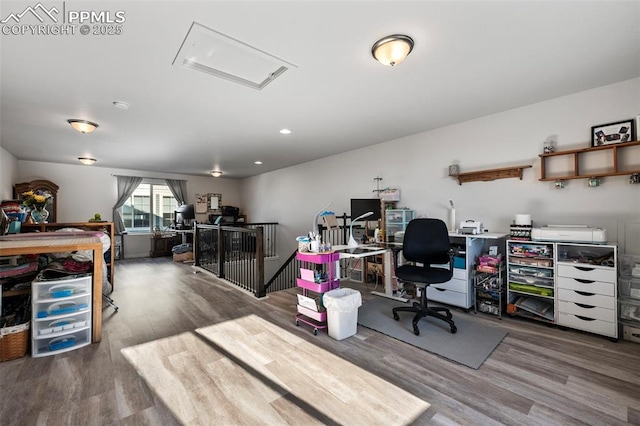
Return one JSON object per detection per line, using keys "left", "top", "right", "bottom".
{"left": 1, "top": 1, "right": 639, "bottom": 179}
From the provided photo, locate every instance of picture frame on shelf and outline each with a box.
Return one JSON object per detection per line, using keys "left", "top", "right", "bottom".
{"left": 591, "top": 119, "right": 636, "bottom": 147}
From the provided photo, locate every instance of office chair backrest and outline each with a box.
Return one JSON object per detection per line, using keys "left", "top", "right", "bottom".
{"left": 403, "top": 218, "right": 451, "bottom": 265}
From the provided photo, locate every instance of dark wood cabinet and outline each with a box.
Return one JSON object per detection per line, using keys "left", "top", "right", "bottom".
{"left": 13, "top": 179, "right": 59, "bottom": 223}
{"left": 150, "top": 234, "right": 181, "bottom": 257}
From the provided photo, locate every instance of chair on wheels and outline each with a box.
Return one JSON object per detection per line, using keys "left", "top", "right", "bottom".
{"left": 392, "top": 218, "right": 457, "bottom": 335}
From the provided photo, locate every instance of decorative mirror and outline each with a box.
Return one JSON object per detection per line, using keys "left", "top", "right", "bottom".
{"left": 13, "top": 179, "right": 59, "bottom": 223}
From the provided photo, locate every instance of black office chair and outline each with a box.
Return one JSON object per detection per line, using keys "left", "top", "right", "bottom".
{"left": 392, "top": 218, "right": 457, "bottom": 335}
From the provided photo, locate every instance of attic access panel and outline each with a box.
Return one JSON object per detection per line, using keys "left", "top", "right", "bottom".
{"left": 173, "top": 22, "right": 296, "bottom": 90}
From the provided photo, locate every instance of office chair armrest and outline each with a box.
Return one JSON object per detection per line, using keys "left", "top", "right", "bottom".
{"left": 390, "top": 246, "right": 403, "bottom": 269}
{"left": 447, "top": 248, "right": 455, "bottom": 268}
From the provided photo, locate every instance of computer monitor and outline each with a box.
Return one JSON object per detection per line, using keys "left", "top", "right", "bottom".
{"left": 175, "top": 203, "right": 195, "bottom": 228}
{"left": 350, "top": 198, "right": 382, "bottom": 221}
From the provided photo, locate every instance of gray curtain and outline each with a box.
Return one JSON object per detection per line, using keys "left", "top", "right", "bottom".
{"left": 112, "top": 176, "right": 143, "bottom": 235}
{"left": 165, "top": 179, "right": 187, "bottom": 205}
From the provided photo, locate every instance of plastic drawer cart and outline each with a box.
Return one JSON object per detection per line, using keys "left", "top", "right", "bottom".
{"left": 31, "top": 272, "right": 92, "bottom": 357}
{"left": 295, "top": 251, "right": 340, "bottom": 335}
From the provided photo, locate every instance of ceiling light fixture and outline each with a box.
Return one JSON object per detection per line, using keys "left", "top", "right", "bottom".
{"left": 280, "top": 128, "right": 291, "bottom": 134}
{"left": 254, "top": 161, "right": 263, "bottom": 165}
{"left": 371, "top": 34, "right": 414, "bottom": 66}
{"left": 68, "top": 119, "right": 99, "bottom": 133}
{"left": 210, "top": 171, "right": 223, "bottom": 177}
{"left": 78, "top": 157, "right": 97, "bottom": 165}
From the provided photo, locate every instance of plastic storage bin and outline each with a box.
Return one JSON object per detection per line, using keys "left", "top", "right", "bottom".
{"left": 323, "top": 288, "right": 362, "bottom": 340}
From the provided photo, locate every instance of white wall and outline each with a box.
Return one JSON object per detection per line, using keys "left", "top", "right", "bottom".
{"left": 14, "top": 162, "right": 242, "bottom": 257}
{"left": 0, "top": 147, "right": 18, "bottom": 200}
{"left": 241, "top": 78, "right": 640, "bottom": 257}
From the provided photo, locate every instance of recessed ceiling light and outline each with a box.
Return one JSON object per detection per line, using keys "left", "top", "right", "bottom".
{"left": 78, "top": 157, "right": 97, "bottom": 165}
{"left": 279, "top": 128, "right": 291, "bottom": 134}
{"left": 210, "top": 170, "right": 223, "bottom": 177}
{"left": 112, "top": 101, "right": 129, "bottom": 110}
{"left": 254, "top": 161, "right": 263, "bottom": 165}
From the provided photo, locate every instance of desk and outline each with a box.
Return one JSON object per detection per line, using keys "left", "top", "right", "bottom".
{"left": 20, "top": 221, "right": 115, "bottom": 290}
{"left": 334, "top": 244, "right": 406, "bottom": 302}
{"left": 0, "top": 232, "right": 104, "bottom": 343}
{"left": 174, "top": 228, "right": 194, "bottom": 245}
{"left": 337, "top": 233, "right": 508, "bottom": 307}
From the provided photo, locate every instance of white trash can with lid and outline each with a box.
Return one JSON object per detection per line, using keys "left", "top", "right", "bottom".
{"left": 323, "top": 288, "right": 362, "bottom": 340}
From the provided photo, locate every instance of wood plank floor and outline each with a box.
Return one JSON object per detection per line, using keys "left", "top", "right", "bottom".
{"left": 1, "top": 257, "right": 639, "bottom": 425}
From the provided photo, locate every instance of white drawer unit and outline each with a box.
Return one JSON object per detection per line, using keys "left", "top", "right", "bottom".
{"left": 427, "top": 285, "right": 469, "bottom": 308}
{"left": 555, "top": 243, "right": 617, "bottom": 339}
{"left": 429, "top": 276, "right": 473, "bottom": 312}
{"left": 557, "top": 312, "right": 617, "bottom": 338}
{"left": 556, "top": 276, "right": 615, "bottom": 296}
{"left": 425, "top": 233, "right": 508, "bottom": 310}
{"left": 32, "top": 273, "right": 93, "bottom": 357}
{"left": 557, "top": 264, "right": 616, "bottom": 283}
{"left": 431, "top": 278, "right": 467, "bottom": 293}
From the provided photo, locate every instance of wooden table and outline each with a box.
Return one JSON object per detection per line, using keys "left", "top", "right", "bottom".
{"left": 20, "top": 222, "right": 115, "bottom": 290}
{"left": 0, "top": 232, "right": 104, "bottom": 342}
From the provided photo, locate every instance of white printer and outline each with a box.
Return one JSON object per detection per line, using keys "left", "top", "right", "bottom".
{"left": 531, "top": 225, "right": 607, "bottom": 244}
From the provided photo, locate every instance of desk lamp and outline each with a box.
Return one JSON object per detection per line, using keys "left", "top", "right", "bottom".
{"left": 311, "top": 202, "right": 332, "bottom": 238}
{"left": 348, "top": 211, "right": 374, "bottom": 247}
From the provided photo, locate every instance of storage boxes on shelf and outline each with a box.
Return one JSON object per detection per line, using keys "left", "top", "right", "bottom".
{"left": 506, "top": 241, "right": 555, "bottom": 323}
{"left": 474, "top": 256, "right": 505, "bottom": 318}
{"left": 385, "top": 209, "right": 414, "bottom": 243}
{"left": 477, "top": 254, "right": 502, "bottom": 274}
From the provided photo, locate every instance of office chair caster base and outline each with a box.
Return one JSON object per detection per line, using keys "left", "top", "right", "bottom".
{"left": 450, "top": 325, "right": 457, "bottom": 334}
{"left": 413, "top": 325, "right": 420, "bottom": 336}
{"left": 393, "top": 312, "right": 400, "bottom": 321}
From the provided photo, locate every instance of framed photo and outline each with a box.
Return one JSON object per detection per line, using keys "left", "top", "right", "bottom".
{"left": 591, "top": 119, "right": 636, "bottom": 147}
{"left": 195, "top": 193, "right": 208, "bottom": 213}
{"left": 208, "top": 193, "right": 222, "bottom": 212}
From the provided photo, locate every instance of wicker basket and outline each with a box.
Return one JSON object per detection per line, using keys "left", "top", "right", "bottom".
{"left": 0, "top": 322, "right": 30, "bottom": 362}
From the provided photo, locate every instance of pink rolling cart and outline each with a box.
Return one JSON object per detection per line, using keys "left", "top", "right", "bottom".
{"left": 295, "top": 251, "right": 340, "bottom": 335}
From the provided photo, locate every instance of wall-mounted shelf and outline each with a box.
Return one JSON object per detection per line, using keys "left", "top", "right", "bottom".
{"left": 455, "top": 165, "right": 532, "bottom": 185}
{"left": 539, "top": 140, "right": 640, "bottom": 181}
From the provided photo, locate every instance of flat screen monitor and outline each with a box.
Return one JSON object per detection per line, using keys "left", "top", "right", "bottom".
{"left": 175, "top": 203, "right": 195, "bottom": 228}
{"left": 350, "top": 198, "right": 382, "bottom": 221}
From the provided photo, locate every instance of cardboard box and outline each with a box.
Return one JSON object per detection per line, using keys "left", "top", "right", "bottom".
{"left": 173, "top": 251, "right": 193, "bottom": 262}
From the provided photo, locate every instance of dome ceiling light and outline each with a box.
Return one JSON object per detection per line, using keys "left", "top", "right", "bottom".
{"left": 371, "top": 34, "right": 414, "bottom": 66}
{"left": 68, "top": 119, "right": 99, "bottom": 133}
{"left": 78, "top": 157, "right": 97, "bottom": 165}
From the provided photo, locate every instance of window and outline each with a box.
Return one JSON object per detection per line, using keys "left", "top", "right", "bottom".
{"left": 122, "top": 182, "right": 178, "bottom": 232}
